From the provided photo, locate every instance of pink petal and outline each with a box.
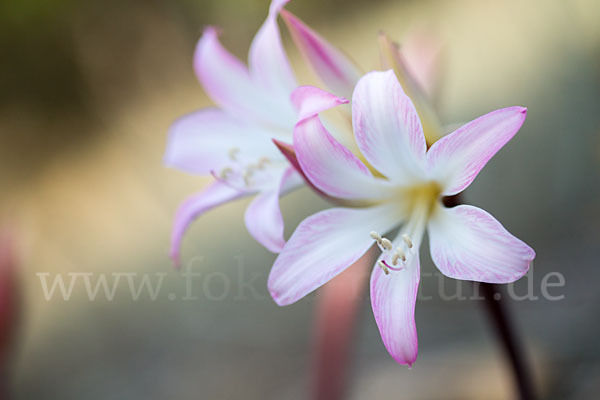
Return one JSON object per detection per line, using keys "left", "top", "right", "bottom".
{"left": 272, "top": 139, "right": 335, "bottom": 201}
{"left": 248, "top": 0, "right": 296, "bottom": 99}
{"left": 164, "top": 109, "right": 280, "bottom": 175}
{"left": 294, "top": 113, "right": 395, "bottom": 200}
{"left": 280, "top": 9, "right": 362, "bottom": 99}
{"left": 268, "top": 204, "right": 398, "bottom": 306}
{"left": 194, "top": 28, "right": 252, "bottom": 114}
{"left": 244, "top": 167, "right": 301, "bottom": 253}
{"left": 377, "top": 33, "right": 443, "bottom": 146}
{"left": 352, "top": 70, "right": 427, "bottom": 184}
{"left": 428, "top": 205, "right": 535, "bottom": 283}
{"left": 427, "top": 107, "right": 527, "bottom": 196}
{"left": 291, "top": 85, "right": 348, "bottom": 122}
{"left": 170, "top": 181, "right": 246, "bottom": 267}
{"left": 371, "top": 243, "right": 420, "bottom": 366}
{"left": 399, "top": 30, "right": 443, "bottom": 101}
{"left": 291, "top": 85, "right": 357, "bottom": 157}
{"left": 194, "top": 27, "right": 294, "bottom": 129}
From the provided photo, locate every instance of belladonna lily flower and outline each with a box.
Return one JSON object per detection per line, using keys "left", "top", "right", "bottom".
{"left": 268, "top": 70, "right": 536, "bottom": 366}
{"left": 164, "top": 0, "right": 444, "bottom": 264}
{"left": 164, "top": 0, "right": 304, "bottom": 263}
{"left": 163, "top": 0, "right": 381, "bottom": 263}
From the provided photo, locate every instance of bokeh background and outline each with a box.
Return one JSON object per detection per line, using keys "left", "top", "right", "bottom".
{"left": 1, "top": 0, "right": 599, "bottom": 398}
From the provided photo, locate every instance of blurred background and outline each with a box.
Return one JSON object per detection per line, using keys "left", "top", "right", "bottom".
{"left": 1, "top": 0, "right": 599, "bottom": 398}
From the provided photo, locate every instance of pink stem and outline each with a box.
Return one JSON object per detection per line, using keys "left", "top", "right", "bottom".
{"left": 311, "top": 247, "right": 375, "bottom": 400}
{"left": 0, "top": 228, "right": 18, "bottom": 400}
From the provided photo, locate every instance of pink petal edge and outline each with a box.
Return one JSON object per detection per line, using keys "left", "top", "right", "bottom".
{"left": 170, "top": 181, "right": 246, "bottom": 267}
{"left": 291, "top": 85, "right": 348, "bottom": 122}
{"left": 427, "top": 107, "right": 527, "bottom": 196}
{"left": 428, "top": 204, "right": 535, "bottom": 283}
{"left": 370, "top": 235, "right": 421, "bottom": 366}
{"left": 268, "top": 204, "right": 398, "bottom": 306}
{"left": 280, "top": 9, "right": 362, "bottom": 99}
{"left": 352, "top": 70, "right": 427, "bottom": 183}
{"left": 244, "top": 167, "right": 300, "bottom": 253}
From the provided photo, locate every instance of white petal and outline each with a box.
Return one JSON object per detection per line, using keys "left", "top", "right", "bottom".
{"left": 352, "top": 70, "right": 427, "bottom": 184}
{"left": 244, "top": 167, "right": 301, "bottom": 253}
{"left": 294, "top": 114, "right": 395, "bottom": 200}
{"left": 371, "top": 236, "right": 421, "bottom": 366}
{"left": 428, "top": 205, "right": 535, "bottom": 283}
{"left": 249, "top": 0, "right": 297, "bottom": 101}
{"left": 427, "top": 107, "right": 527, "bottom": 196}
{"left": 164, "top": 109, "right": 282, "bottom": 175}
{"left": 268, "top": 204, "right": 400, "bottom": 306}
{"left": 170, "top": 181, "right": 247, "bottom": 266}
{"left": 194, "top": 27, "right": 295, "bottom": 130}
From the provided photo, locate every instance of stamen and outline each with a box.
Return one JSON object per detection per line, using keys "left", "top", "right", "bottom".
{"left": 381, "top": 238, "right": 393, "bottom": 251}
{"left": 243, "top": 168, "right": 254, "bottom": 186}
{"left": 372, "top": 231, "right": 408, "bottom": 273}
{"left": 402, "top": 234, "right": 413, "bottom": 249}
{"left": 395, "top": 248, "right": 406, "bottom": 262}
{"left": 219, "top": 167, "right": 233, "bottom": 179}
{"left": 370, "top": 231, "right": 385, "bottom": 249}
{"left": 228, "top": 147, "right": 240, "bottom": 161}
{"left": 370, "top": 231, "right": 382, "bottom": 241}
{"left": 256, "top": 157, "right": 270, "bottom": 169}
{"left": 392, "top": 248, "right": 406, "bottom": 266}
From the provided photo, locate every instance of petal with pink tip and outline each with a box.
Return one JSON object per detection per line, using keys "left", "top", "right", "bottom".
{"left": 268, "top": 203, "right": 400, "bottom": 306}
{"left": 291, "top": 85, "right": 348, "bottom": 121}
{"left": 291, "top": 86, "right": 357, "bottom": 155}
{"left": 249, "top": 0, "right": 296, "bottom": 100}
{"left": 294, "top": 114, "right": 395, "bottom": 200}
{"left": 428, "top": 205, "right": 535, "bottom": 283}
{"left": 352, "top": 70, "right": 427, "bottom": 184}
{"left": 244, "top": 166, "right": 302, "bottom": 253}
{"left": 371, "top": 239, "right": 420, "bottom": 366}
{"left": 378, "top": 32, "right": 443, "bottom": 146}
{"left": 194, "top": 27, "right": 294, "bottom": 129}
{"left": 398, "top": 30, "right": 443, "bottom": 101}
{"left": 170, "top": 181, "right": 247, "bottom": 267}
{"left": 164, "top": 109, "right": 282, "bottom": 175}
{"left": 280, "top": 9, "right": 362, "bottom": 99}
{"left": 427, "top": 107, "right": 527, "bottom": 196}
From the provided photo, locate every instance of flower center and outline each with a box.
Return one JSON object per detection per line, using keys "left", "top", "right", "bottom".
{"left": 370, "top": 231, "right": 414, "bottom": 274}
{"left": 371, "top": 181, "right": 441, "bottom": 275}
{"left": 217, "top": 147, "right": 273, "bottom": 189}
{"left": 400, "top": 181, "right": 442, "bottom": 218}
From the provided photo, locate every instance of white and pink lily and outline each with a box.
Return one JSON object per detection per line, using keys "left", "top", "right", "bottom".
{"left": 268, "top": 70, "right": 535, "bottom": 366}
{"left": 164, "top": 0, "right": 441, "bottom": 264}
{"left": 164, "top": 0, "right": 304, "bottom": 263}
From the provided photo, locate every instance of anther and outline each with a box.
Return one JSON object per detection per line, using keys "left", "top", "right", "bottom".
{"left": 392, "top": 248, "right": 406, "bottom": 266}
{"left": 243, "top": 168, "right": 254, "bottom": 186}
{"left": 401, "top": 234, "right": 413, "bottom": 248}
{"left": 219, "top": 167, "right": 233, "bottom": 179}
{"left": 256, "top": 157, "right": 270, "bottom": 169}
{"left": 370, "top": 231, "right": 382, "bottom": 241}
{"left": 381, "top": 238, "right": 393, "bottom": 251}
{"left": 228, "top": 147, "right": 240, "bottom": 161}
{"left": 395, "top": 248, "right": 406, "bottom": 262}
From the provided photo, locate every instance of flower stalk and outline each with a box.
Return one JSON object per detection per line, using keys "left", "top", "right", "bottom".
{"left": 446, "top": 193, "right": 536, "bottom": 400}
{"left": 481, "top": 282, "right": 537, "bottom": 400}
{"left": 311, "top": 250, "right": 373, "bottom": 400}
